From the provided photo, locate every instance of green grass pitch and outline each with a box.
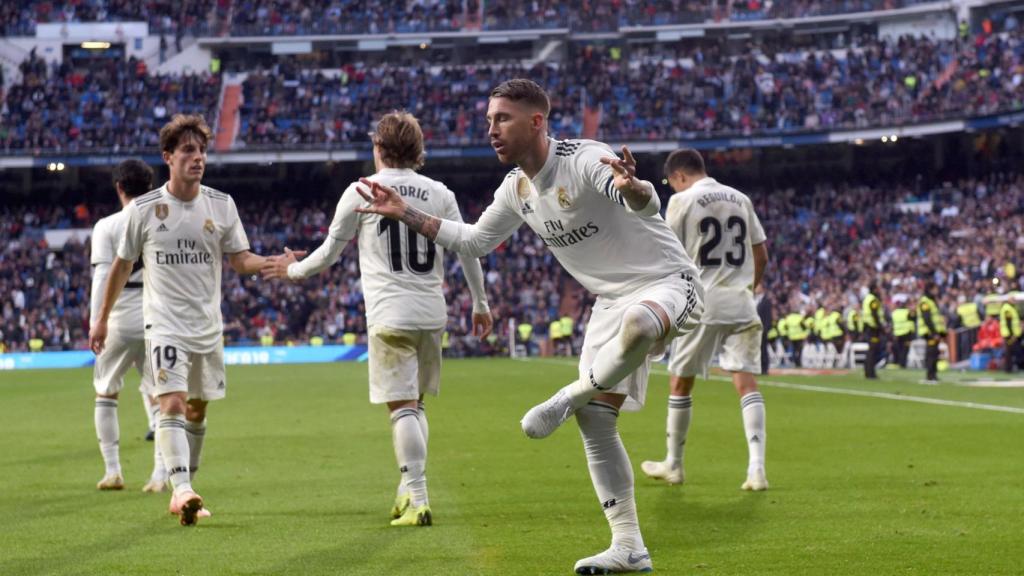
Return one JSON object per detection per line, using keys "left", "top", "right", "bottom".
{"left": 2, "top": 358, "right": 1023, "bottom": 575}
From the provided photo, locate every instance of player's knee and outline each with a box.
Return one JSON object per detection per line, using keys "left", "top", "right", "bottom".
{"left": 620, "top": 304, "right": 665, "bottom": 351}
{"left": 185, "top": 400, "right": 207, "bottom": 422}
{"left": 734, "top": 375, "right": 758, "bottom": 396}
{"left": 159, "top": 394, "right": 188, "bottom": 416}
{"left": 575, "top": 401, "right": 618, "bottom": 433}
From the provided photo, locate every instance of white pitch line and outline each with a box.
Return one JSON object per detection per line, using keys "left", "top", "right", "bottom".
{"left": 514, "top": 357, "right": 1024, "bottom": 416}
{"left": 752, "top": 380, "right": 1024, "bottom": 415}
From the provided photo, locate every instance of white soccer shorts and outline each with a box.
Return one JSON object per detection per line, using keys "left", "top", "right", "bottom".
{"left": 579, "top": 273, "right": 704, "bottom": 411}
{"left": 668, "top": 321, "right": 763, "bottom": 378}
{"left": 93, "top": 329, "right": 154, "bottom": 396}
{"left": 145, "top": 339, "right": 227, "bottom": 401}
{"left": 367, "top": 325, "right": 443, "bottom": 404}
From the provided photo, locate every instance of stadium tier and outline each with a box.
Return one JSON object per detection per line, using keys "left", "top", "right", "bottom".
{"left": 3, "top": 25, "right": 1023, "bottom": 153}
{"left": 0, "top": 0, "right": 950, "bottom": 36}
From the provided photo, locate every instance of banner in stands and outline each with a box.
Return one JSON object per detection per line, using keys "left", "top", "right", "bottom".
{"left": 0, "top": 345, "right": 369, "bottom": 371}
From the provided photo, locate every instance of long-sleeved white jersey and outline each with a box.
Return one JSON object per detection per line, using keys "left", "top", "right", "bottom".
{"left": 288, "top": 168, "right": 488, "bottom": 330}
{"left": 435, "top": 138, "right": 698, "bottom": 299}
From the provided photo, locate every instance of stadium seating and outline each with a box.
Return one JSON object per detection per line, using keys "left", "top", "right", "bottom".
{"left": 1, "top": 0, "right": 940, "bottom": 37}
{"left": 0, "top": 50, "right": 220, "bottom": 153}
{"left": 235, "top": 29, "right": 1023, "bottom": 148}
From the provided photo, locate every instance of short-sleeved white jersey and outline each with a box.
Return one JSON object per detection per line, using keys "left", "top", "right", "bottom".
{"left": 665, "top": 177, "right": 766, "bottom": 324}
{"left": 326, "top": 168, "right": 467, "bottom": 330}
{"left": 117, "top": 183, "right": 250, "bottom": 353}
{"left": 91, "top": 209, "right": 144, "bottom": 337}
{"left": 435, "top": 138, "right": 698, "bottom": 299}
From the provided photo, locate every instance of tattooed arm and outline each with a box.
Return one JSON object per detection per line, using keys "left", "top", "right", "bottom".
{"left": 356, "top": 177, "right": 523, "bottom": 258}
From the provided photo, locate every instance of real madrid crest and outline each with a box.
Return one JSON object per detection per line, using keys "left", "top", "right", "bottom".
{"left": 204, "top": 219, "right": 215, "bottom": 234}
{"left": 157, "top": 368, "right": 168, "bottom": 383}
{"left": 155, "top": 204, "right": 168, "bottom": 220}
{"left": 557, "top": 186, "right": 572, "bottom": 209}
{"left": 516, "top": 175, "right": 531, "bottom": 200}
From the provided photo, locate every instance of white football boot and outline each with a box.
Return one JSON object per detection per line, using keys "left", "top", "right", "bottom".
{"left": 741, "top": 467, "right": 769, "bottom": 491}
{"left": 521, "top": 385, "right": 576, "bottom": 439}
{"left": 640, "top": 459, "right": 684, "bottom": 485}
{"left": 574, "top": 546, "right": 653, "bottom": 574}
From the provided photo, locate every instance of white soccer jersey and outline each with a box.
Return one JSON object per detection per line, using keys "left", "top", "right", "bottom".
{"left": 289, "top": 168, "right": 482, "bottom": 330}
{"left": 435, "top": 138, "right": 698, "bottom": 299}
{"left": 665, "top": 177, "right": 766, "bottom": 324}
{"left": 91, "top": 209, "right": 143, "bottom": 337}
{"left": 118, "top": 183, "right": 250, "bottom": 353}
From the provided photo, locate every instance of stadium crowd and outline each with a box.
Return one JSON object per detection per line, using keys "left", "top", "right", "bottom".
{"left": 0, "top": 0, "right": 225, "bottom": 35}
{"left": 1, "top": 0, "right": 941, "bottom": 37}
{"left": 0, "top": 50, "right": 221, "bottom": 153}
{"left": 3, "top": 20, "right": 1020, "bottom": 152}
{"left": 237, "top": 27, "right": 1024, "bottom": 148}
{"left": 3, "top": 171, "right": 1022, "bottom": 355}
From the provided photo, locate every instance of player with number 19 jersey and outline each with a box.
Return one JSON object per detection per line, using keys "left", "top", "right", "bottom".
{"left": 665, "top": 177, "right": 766, "bottom": 324}
{"left": 118, "top": 183, "right": 250, "bottom": 352}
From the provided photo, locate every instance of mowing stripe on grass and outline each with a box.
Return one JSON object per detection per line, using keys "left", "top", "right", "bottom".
{"left": 518, "top": 357, "right": 1024, "bottom": 416}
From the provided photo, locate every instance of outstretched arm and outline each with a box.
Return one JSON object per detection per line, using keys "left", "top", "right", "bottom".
{"left": 599, "top": 145, "right": 660, "bottom": 215}
{"left": 262, "top": 240, "right": 342, "bottom": 281}
{"left": 355, "top": 178, "right": 440, "bottom": 239}
{"left": 357, "top": 178, "right": 522, "bottom": 258}
{"left": 228, "top": 250, "right": 270, "bottom": 275}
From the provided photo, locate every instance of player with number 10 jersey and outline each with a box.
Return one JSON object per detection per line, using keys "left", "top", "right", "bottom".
{"left": 262, "top": 112, "right": 490, "bottom": 529}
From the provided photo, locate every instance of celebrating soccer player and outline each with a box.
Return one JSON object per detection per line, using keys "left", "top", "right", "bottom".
{"left": 89, "top": 114, "right": 287, "bottom": 526}
{"left": 355, "top": 79, "right": 703, "bottom": 574}
{"left": 261, "top": 111, "right": 492, "bottom": 527}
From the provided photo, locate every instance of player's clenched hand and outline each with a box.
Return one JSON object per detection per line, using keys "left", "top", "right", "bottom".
{"left": 472, "top": 312, "right": 493, "bottom": 339}
{"left": 261, "top": 247, "right": 303, "bottom": 280}
{"left": 355, "top": 178, "right": 407, "bottom": 219}
{"left": 89, "top": 321, "right": 108, "bottom": 355}
{"left": 600, "top": 145, "right": 643, "bottom": 195}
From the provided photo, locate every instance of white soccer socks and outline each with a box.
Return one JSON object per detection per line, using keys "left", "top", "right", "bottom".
{"left": 740, "top": 391, "right": 768, "bottom": 489}
{"left": 641, "top": 395, "right": 691, "bottom": 484}
{"left": 143, "top": 393, "right": 159, "bottom": 433}
{"left": 666, "top": 395, "right": 692, "bottom": 468}
{"left": 95, "top": 397, "right": 121, "bottom": 477}
{"left": 157, "top": 414, "right": 192, "bottom": 494}
{"left": 417, "top": 400, "right": 429, "bottom": 453}
{"left": 185, "top": 419, "right": 206, "bottom": 482}
{"left": 395, "top": 402, "right": 429, "bottom": 505}
{"left": 576, "top": 402, "right": 645, "bottom": 553}
{"left": 391, "top": 407, "right": 428, "bottom": 507}
{"left": 568, "top": 304, "right": 664, "bottom": 408}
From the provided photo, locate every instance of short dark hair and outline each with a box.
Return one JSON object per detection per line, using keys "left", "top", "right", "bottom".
{"left": 372, "top": 111, "right": 425, "bottom": 170}
{"left": 663, "top": 148, "right": 706, "bottom": 178}
{"left": 112, "top": 159, "right": 154, "bottom": 198}
{"left": 490, "top": 79, "right": 551, "bottom": 117}
{"left": 159, "top": 114, "right": 212, "bottom": 154}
